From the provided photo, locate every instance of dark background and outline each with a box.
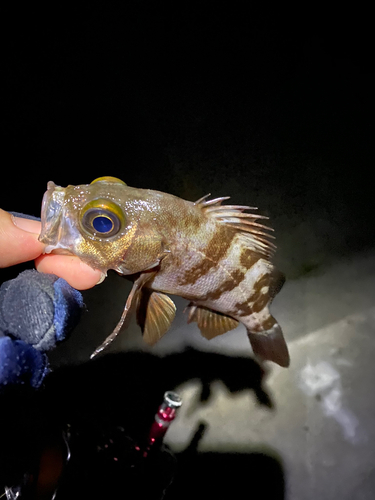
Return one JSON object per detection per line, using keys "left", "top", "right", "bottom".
{"left": 1, "top": 2, "right": 374, "bottom": 278}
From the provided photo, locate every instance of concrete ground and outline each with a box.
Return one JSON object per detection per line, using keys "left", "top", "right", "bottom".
{"left": 48, "top": 248, "right": 375, "bottom": 499}
{"left": 165, "top": 250, "right": 375, "bottom": 500}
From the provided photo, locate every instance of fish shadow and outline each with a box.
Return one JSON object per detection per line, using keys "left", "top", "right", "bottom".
{"left": 43, "top": 348, "right": 274, "bottom": 435}
{"left": 1, "top": 349, "right": 284, "bottom": 498}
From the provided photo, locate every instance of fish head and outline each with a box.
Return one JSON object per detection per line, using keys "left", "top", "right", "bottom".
{"left": 39, "top": 177, "right": 138, "bottom": 273}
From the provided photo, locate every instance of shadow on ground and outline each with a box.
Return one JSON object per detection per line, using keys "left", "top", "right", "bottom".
{"left": 0, "top": 349, "right": 284, "bottom": 498}
{"left": 166, "top": 421, "right": 285, "bottom": 499}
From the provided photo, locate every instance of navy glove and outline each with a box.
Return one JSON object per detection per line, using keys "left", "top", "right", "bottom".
{"left": 0, "top": 270, "right": 84, "bottom": 390}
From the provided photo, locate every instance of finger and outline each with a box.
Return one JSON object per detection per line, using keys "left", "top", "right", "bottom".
{"left": 0, "top": 209, "right": 44, "bottom": 267}
{"left": 35, "top": 254, "right": 105, "bottom": 290}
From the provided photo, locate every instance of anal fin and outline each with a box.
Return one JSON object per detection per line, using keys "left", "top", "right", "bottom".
{"left": 186, "top": 304, "right": 239, "bottom": 340}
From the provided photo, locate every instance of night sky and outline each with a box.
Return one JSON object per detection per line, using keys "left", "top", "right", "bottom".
{"left": 2, "top": 3, "right": 374, "bottom": 276}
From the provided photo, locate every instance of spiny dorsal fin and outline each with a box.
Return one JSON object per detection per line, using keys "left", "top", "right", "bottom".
{"left": 194, "top": 194, "right": 276, "bottom": 259}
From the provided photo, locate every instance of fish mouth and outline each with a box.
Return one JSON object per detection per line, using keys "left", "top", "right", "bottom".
{"left": 43, "top": 247, "right": 76, "bottom": 256}
{"left": 38, "top": 181, "right": 66, "bottom": 249}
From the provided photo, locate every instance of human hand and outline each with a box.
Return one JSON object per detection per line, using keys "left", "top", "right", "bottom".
{"left": 0, "top": 209, "right": 104, "bottom": 289}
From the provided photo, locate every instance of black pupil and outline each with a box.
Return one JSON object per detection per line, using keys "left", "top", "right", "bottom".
{"left": 92, "top": 216, "right": 114, "bottom": 233}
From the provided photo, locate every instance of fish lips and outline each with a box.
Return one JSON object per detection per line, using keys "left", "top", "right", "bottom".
{"left": 38, "top": 181, "right": 71, "bottom": 253}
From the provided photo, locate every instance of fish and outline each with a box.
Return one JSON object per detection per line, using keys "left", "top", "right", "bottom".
{"left": 38, "top": 176, "right": 290, "bottom": 367}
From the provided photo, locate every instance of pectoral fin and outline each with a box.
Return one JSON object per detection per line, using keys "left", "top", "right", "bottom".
{"left": 115, "top": 237, "right": 170, "bottom": 275}
{"left": 186, "top": 304, "right": 239, "bottom": 340}
{"left": 247, "top": 321, "right": 290, "bottom": 368}
{"left": 90, "top": 272, "right": 156, "bottom": 359}
{"left": 136, "top": 290, "right": 176, "bottom": 346}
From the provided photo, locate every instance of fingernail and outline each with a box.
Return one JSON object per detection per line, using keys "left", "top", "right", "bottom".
{"left": 96, "top": 272, "right": 107, "bottom": 285}
{"left": 12, "top": 215, "right": 41, "bottom": 234}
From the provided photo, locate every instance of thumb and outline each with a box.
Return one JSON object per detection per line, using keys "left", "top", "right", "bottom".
{"left": 0, "top": 209, "right": 44, "bottom": 268}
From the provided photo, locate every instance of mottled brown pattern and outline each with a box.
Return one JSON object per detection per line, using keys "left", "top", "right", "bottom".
{"left": 201, "top": 269, "right": 245, "bottom": 301}
{"left": 260, "top": 316, "right": 276, "bottom": 330}
{"left": 230, "top": 299, "right": 254, "bottom": 316}
{"left": 185, "top": 211, "right": 203, "bottom": 231}
{"left": 178, "top": 228, "right": 235, "bottom": 286}
{"left": 251, "top": 291, "right": 270, "bottom": 313}
{"left": 230, "top": 273, "right": 270, "bottom": 316}
{"left": 240, "top": 247, "right": 260, "bottom": 269}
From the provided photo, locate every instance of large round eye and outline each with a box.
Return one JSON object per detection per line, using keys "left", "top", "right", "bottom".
{"left": 81, "top": 199, "right": 124, "bottom": 238}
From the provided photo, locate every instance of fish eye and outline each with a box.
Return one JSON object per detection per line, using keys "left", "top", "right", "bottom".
{"left": 81, "top": 199, "right": 124, "bottom": 238}
{"left": 92, "top": 215, "right": 115, "bottom": 233}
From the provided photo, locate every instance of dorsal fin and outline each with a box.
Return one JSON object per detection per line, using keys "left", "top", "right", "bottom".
{"left": 195, "top": 194, "right": 276, "bottom": 259}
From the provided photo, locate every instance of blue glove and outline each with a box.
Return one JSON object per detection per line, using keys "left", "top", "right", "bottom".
{"left": 0, "top": 270, "right": 84, "bottom": 390}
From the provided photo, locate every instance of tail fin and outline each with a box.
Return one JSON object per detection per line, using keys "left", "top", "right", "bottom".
{"left": 247, "top": 322, "right": 290, "bottom": 368}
